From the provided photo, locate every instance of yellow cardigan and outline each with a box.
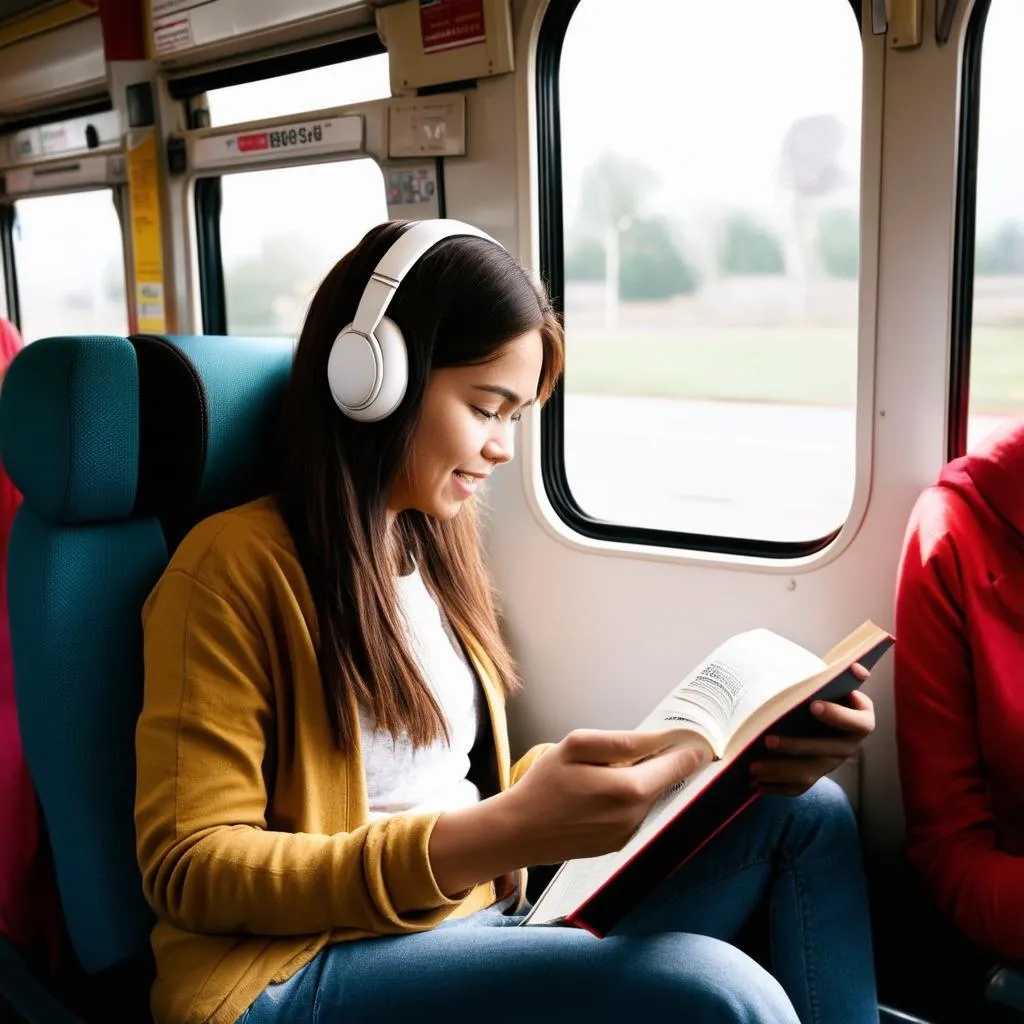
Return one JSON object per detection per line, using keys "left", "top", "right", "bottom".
{"left": 135, "top": 497, "right": 550, "bottom": 1024}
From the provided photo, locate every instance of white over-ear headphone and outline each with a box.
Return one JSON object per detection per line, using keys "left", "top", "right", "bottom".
{"left": 327, "top": 218, "right": 500, "bottom": 422}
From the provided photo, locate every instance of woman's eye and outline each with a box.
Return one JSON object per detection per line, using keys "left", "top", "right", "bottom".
{"left": 472, "top": 406, "right": 499, "bottom": 421}
{"left": 511, "top": 411, "right": 523, "bottom": 423}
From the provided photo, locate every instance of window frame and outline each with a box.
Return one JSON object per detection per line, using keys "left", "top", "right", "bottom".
{"left": 0, "top": 203, "right": 19, "bottom": 327}
{"left": 194, "top": 175, "right": 227, "bottom": 335}
{"left": 189, "top": 39, "right": 390, "bottom": 336}
{"left": 0, "top": 98, "right": 122, "bottom": 333}
{"left": 948, "top": 0, "right": 991, "bottom": 459}
{"left": 536, "top": 0, "right": 866, "bottom": 558}
{"left": 7, "top": 185, "right": 129, "bottom": 342}
{"left": 192, "top": 151, "right": 390, "bottom": 338}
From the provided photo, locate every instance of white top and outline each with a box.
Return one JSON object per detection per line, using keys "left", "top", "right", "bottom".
{"left": 359, "top": 564, "right": 482, "bottom": 820}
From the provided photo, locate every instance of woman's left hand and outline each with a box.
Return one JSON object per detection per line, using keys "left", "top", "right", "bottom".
{"left": 749, "top": 664, "right": 875, "bottom": 797}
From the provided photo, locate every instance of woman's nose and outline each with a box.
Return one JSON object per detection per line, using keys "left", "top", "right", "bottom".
{"left": 483, "top": 423, "right": 514, "bottom": 464}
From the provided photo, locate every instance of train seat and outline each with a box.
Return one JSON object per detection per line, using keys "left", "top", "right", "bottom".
{"left": 0, "top": 333, "right": 292, "bottom": 1023}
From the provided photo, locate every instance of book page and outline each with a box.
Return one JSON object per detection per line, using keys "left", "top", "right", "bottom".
{"left": 636, "top": 629, "right": 825, "bottom": 758}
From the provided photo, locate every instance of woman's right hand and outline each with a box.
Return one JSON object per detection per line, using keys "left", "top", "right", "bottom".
{"left": 429, "top": 729, "right": 708, "bottom": 897}
{"left": 498, "top": 729, "right": 709, "bottom": 866}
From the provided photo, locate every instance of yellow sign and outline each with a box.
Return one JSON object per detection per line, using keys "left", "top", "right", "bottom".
{"left": 126, "top": 129, "right": 168, "bottom": 334}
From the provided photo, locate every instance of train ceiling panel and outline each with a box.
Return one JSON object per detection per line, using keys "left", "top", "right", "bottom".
{"left": 0, "top": 13, "right": 104, "bottom": 119}
{"left": 0, "top": 0, "right": 64, "bottom": 21}
{"left": 147, "top": 0, "right": 386, "bottom": 67}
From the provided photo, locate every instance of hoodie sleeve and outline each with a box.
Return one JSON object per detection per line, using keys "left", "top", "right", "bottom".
{"left": 894, "top": 492, "right": 1024, "bottom": 961}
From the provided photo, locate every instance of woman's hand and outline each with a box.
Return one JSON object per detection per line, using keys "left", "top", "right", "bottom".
{"left": 499, "top": 729, "right": 709, "bottom": 865}
{"left": 428, "top": 729, "right": 707, "bottom": 897}
{"left": 749, "top": 664, "right": 875, "bottom": 797}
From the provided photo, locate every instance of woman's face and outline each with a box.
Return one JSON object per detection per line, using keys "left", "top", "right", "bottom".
{"left": 388, "top": 329, "right": 544, "bottom": 521}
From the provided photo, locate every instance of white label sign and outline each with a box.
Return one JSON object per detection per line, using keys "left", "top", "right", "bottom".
{"left": 190, "top": 115, "right": 363, "bottom": 170}
{"left": 388, "top": 98, "right": 466, "bottom": 158}
{"left": 153, "top": 13, "right": 193, "bottom": 53}
{"left": 7, "top": 111, "right": 122, "bottom": 166}
{"left": 150, "top": 0, "right": 209, "bottom": 53}
{"left": 2, "top": 154, "right": 124, "bottom": 197}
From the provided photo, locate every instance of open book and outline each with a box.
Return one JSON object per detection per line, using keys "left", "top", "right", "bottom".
{"left": 521, "top": 620, "right": 894, "bottom": 936}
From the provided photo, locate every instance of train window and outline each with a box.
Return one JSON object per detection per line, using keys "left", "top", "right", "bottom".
{"left": 206, "top": 54, "right": 391, "bottom": 125}
{"left": 12, "top": 190, "right": 128, "bottom": 342}
{"left": 966, "top": 0, "right": 1024, "bottom": 450}
{"left": 546, "top": 0, "right": 862, "bottom": 551}
{"left": 219, "top": 158, "right": 388, "bottom": 337}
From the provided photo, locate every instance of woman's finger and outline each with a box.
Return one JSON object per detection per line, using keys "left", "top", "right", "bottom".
{"left": 806, "top": 692, "right": 875, "bottom": 737}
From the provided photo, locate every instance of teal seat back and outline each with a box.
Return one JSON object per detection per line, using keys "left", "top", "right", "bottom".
{"left": 0, "top": 333, "right": 293, "bottom": 979}
{"left": 1, "top": 336, "right": 165, "bottom": 974}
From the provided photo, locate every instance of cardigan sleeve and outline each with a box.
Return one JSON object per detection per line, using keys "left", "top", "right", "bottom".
{"left": 510, "top": 743, "right": 554, "bottom": 786}
{"left": 894, "top": 497, "right": 1024, "bottom": 959}
{"left": 135, "top": 566, "right": 471, "bottom": 938}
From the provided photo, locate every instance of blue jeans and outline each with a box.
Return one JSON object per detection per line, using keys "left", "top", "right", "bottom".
{"left": 240, "top": 779, "right": 878, "bottom": 1023}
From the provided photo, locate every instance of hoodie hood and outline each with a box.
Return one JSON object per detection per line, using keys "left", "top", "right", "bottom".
{"left": 938, "top": 419, "right": 1024, "bottom": 539}
{"left": 0, "top": 318, "right": 23, "bottom": 581}
{"left": 0, "top": 318, "right": 21, "bottom": 365}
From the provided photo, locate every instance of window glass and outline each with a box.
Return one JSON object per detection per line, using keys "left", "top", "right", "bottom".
{"left": 556, "top": 0, "right": 862, "bottom": 543}
{"left": 219, "top": 158, "right": 388, "bottom": 337}
{"left": 13, "top": 190, "right": 128, "bottom": 341}
{"left": 206, "top": 54, "right": 390, "bottom": 126}
{"left": 967, "top": 1, "right": 1024, "bottom": 450}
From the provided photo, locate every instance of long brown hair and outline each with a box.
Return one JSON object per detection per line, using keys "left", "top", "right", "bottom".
{"left": 275, "top": 221, "right": 564, "bottom": 751}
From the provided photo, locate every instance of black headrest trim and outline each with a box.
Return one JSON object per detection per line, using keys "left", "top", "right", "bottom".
{"left": 131, "top": 335, "right": 209, "bottom": 520}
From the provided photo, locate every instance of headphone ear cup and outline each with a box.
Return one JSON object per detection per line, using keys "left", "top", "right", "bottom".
{"left": 356, "top": 317, "right": 408, "bottom": 422}
{"left": 327, "top": 325, "right": 380, "bottom": 415}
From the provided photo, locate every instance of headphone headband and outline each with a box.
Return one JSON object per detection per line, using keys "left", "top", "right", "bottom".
{"left": 349, "top": 219, "right": 499, "bottom": 340}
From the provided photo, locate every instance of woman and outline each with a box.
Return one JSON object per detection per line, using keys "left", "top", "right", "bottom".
{"left": 894, "top": 420, "right": 1024, "bottom": 963}
{"left": 135, "top": 220, "right": 880, "bottom": 1024}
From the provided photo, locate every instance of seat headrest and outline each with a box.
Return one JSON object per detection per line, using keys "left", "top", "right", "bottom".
{"left": 0, "top": 336, "right": 139, "bottom": 524}
{"left": 132, "top": 335, "right": 294, "bottom": 530}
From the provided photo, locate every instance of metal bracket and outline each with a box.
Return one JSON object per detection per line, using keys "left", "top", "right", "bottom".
{"left": 167, "top": 136, "right": 187, "bottom": 176}
{"left": 872, "top": 0, "right": 887, "bottom": 34}
{"left": 889, "top": 0, "right": 923, "bottom": 49}
{"left": 936, "top": 0, "right": 960, "bottom": 45}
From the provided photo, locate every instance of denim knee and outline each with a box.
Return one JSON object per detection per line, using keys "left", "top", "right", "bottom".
{"left": 791, "top": 777, "right": 859, "bottom": 840}
{"left": 648, "top": 935, "right": 800, "bottom": 1023}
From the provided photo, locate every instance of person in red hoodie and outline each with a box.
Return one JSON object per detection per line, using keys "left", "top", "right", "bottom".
{"left": 0, "top": 317, "right": 61, "bottom": 977}
{"left": 894, "top": 418, "right": 1024, "bottom": 965}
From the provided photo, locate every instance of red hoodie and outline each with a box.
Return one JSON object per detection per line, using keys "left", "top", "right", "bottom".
{"left": 0, "top": 319, "right": 61, "bottom": 972}
{"left": 895, "top": 419, "right": 1024, "bottom": 962}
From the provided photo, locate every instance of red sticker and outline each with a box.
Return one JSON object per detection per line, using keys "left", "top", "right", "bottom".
{"left": 236, "top": 132, "right": 269, "bottom": 153}
{"left": 419, "top": 0, "right": 485, "bottom": 55}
